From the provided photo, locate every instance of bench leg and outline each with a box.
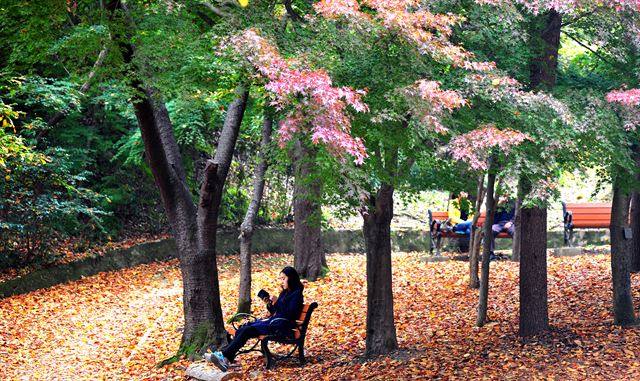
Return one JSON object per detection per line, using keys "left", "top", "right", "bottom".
{"left": 261, "top": 338, "right": 275, "bottom": 369}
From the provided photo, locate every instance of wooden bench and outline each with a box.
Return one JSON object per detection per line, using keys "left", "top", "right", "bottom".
{"left": 228, "top": 301, "right": 318, "bottom": 369}
{"left": 428, "top": 210, "right": 511, "bottom": 256}
{"left": 562, "top": 201, "right": 611, "bottom": 246}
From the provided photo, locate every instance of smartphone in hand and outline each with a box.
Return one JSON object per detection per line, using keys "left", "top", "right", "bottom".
{"left": 257, "top": 289, "right": 270, "bottom": 301}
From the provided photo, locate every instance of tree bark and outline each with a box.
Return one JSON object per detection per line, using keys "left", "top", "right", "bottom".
{"left": 631, "top": 190, "right": 640, "bottom": 273}
{"left": 469, "top": 175, "right": 485, "bottom": 289}
{"left": 610, "top": 178, "right": 636, "bottom": 326}
{"left": 630, "top": 143, "right": 640, "bottom": 273}
{"left": 519, "top": 205, "right": 549, "bottom": 336}
{"left": 292, "top": 139, "right": 326, "bottom": 281}
{"left": 363, "top": 183, "right": 398, "bottom": 356}
{"left": 530, "top": 10, "right": 562, "bottom": 90}
{"left": 469, "top": 229, "right": 482, "bottom": 289}
{"left": 476, "top": 161, "right": 497, "bottom": 327}
{"left": 511, "top": 196, "right": 522, "bottom": 261}
{"left": 107, "top": 0, "right": 250, "bottom": 357}
{"left": 237, "top": 114, "right": 273, "bottom": 314}
{"left": 193, "top": 84, "right": 249, "bottom": 349}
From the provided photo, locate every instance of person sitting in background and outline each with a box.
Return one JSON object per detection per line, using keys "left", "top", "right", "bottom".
{"left": 448, "top": 192, "right": 473, "bottom": 236}
{"left": 490, "top": 196, "right": 515, "bottom": 260}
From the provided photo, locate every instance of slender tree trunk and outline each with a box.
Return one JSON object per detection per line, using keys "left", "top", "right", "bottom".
{"left": 292, "top": 139, "right": 326, "bottom": 281}
{"left": 44, "top": 42, "right": 110, "bottom": 129}
{"left": 237, "top": 114, "right": 273, "bottom": 314}
{"left": 610, "top": 178, "right": 636, "bottom": 326}
{"left": 363, "top": 183, "right": 398, "bottom": 356}
{"left": 511, "top": 196, "right": 522, "bottom": 261}
{"left": 469, "top": 229, "right": 482, "bottom": 289}
{"left": 519, "top": 204, "right": 549, "bottom": 336}
{"left": 469, "top": 175, "right": 485, "bottom": 289}
{"left": 477, "top": 161, "right": 497, "bottom": 327}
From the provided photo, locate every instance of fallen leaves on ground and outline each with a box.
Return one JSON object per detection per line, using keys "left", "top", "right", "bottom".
{"left": 1, "top": 251, "right": 640, "bottom": 380}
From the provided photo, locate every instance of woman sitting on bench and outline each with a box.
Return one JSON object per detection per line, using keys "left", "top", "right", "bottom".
{"left": 448, "top": 192, "right": 473, "bottom": 236}
{"left": 208, "top": 266, "right": 304, "bottom": 371}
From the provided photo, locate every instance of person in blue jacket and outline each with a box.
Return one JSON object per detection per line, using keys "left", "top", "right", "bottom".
{"left": 490, "top": 197, "right": 515, "bottom": 260}
{"left": 208, "top": 266, "right": 304, "bottom": 371}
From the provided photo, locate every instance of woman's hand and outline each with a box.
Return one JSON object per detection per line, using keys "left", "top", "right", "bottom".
{"left": 263, "top": 295, "right": 277, "bottom": 305}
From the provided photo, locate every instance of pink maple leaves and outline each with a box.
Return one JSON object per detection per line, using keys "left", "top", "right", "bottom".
{"left": 448, "top": 125, "right": 533, "bottom": 170}
{"left": 231, "top": 29, "right": 368, "bottom": 164}
{"left": 607, "top": 88, "right": 640, "bottom": 107}
{"left": 314, "top": 0, "right": 495, "bottom": 71}
{"left": 475, "top": 0, "right": 640, "bottom": 13}
{"left": 405, "top": 80, "right": 467, "bottom": 133}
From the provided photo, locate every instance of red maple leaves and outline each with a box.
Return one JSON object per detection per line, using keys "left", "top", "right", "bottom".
{"left": 231, "top": 29, "right": 368, "bottom": 164}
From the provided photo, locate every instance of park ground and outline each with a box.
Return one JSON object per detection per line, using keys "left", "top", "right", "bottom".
{"left": 2, "top": 250, "right": 640, "bottom": 380}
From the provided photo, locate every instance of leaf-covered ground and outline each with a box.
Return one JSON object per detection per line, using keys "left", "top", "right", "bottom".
{"left": 1, "top": 251, "right": 640, "bottom": 380}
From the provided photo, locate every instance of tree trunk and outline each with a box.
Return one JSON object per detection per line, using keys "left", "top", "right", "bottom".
{"left": 530, "top": 10, "right": 562, "bottom": 90}
{"left": 292, "top": 139, "right": 326, "bottom": 281}
{"left": 511, "top": 196, "right": 522, "bottom": 261}
{"left": 193, "top": 84, "right": 249, "bottom": 348}
{"left": 469, "top": 229, "right": 482, "bottom": 289}
{"left": 363, "top": 184, "right": 398, "bottom": 356}
{"left": 237, "top": 114, "right": 273, "bottom": 314}
{"left": 519, "top": 205, "right": 549, "bottom": 336}
{"left": 630, "top": 143, "right": 640, "bottom": 273}
{"left": 631, "top": 190, "right": 640, "bottom": 273}
{"left": 513, "top": 7, "right": 561, "bottom": 335}
{"left": 610, "top": 178, "right": 636, "bottom": 326}
{"left": 109, "top": 1, "right": 250, "bottom": 358}
{"left": 476, "top": 161, "right": 497, "bottom": 327}
{"left": 469, "top": 175, "right": 485, "bottom": 289}
{"left": 43, "top": 41, "right": 110, "bottom": 130}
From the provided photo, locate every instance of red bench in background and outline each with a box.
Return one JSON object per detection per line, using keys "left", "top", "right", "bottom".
{"left": 428, "top": 210, "right": 510, "bottom": 256}
{"left": 562, "top": 202, "right": 611, "bottom": 246}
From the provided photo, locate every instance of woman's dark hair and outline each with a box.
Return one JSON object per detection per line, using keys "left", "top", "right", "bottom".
{"left": 281, "top": 266, "right": 304, "bottom": 292}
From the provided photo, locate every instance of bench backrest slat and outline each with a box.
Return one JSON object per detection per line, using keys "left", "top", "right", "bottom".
{"left": 292, "top": 302, "right": 318, "bottom": 340}
{"left": 430, "top": 210, "right": 491, "bottom": 227}
{"left": 564, "top": 203, "right": 612, "bottom": 228}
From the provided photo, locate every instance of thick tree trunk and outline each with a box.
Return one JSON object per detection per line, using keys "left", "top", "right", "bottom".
{"left": 292, "top": 139, "right": 326, "bottom": 281}
{"left": 519, "top": 206, "right": 549, "bottom": 336}
{"left": 530, "top": 10, "right": 562, "bottom": 90}
{"left": 514, "top": 8, "right": 561, "bottom": 336}
{"left": 610, "top": 179, "right": 636, "bottom": 326}
{"left": 477, "top": 162, "right": 497, "bottom": 327}
{"left": 194, "top": 84, "right": 249, "bottom": 346}
{"left": 631, "top": 191, "right": 640, "bottom": 273}
{"left": 631, "top": 144, "right": 640, "bottom": 273}
{"left": 511, "top": 196, "right": 522, "bottom": 261}
{"left": 108, "top": 1, "right": 250, "bottom": 358}
{"left": 237, "top": 114, "right": 273, "bottom": 314}
{"left": 363, "top": 184, "right": 398, "bottom": 356}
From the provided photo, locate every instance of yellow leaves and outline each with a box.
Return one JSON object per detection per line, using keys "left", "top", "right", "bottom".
{"left": 2, "top": 251, "right": 639, "bottom": 379}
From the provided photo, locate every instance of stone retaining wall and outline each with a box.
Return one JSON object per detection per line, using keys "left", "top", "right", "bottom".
{"left": 0, "top": 228, "right": 608, "bottom": 298}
